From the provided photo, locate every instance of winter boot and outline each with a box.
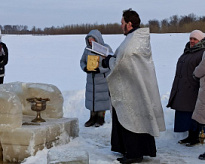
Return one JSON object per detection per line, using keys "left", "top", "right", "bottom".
{"left": 95, "top": 111, "right": 105, "bottom": 127}
{"left": 178, "top": 135, "right": 191, "bottom": 144}
{"left": 84, "top": 111, "right": 97, "bottom": 127}
{"left": 199, "top": 152, "right": 205, "bottom": 160}
{"left": 185, "top": 130, "right": 200, "bottom": 147}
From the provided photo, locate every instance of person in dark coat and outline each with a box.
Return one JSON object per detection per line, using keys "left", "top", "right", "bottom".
{"left": 167, "top": 30, "right": 205, "bottom": 146}
{"left": 80, "top": 29, "right": 113, "bottom": 127}
{"left": 0, "top": 32, "right": 8, "bottom": 84}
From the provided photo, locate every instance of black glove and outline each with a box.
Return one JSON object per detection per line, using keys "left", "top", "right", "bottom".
{"left": 84, "top": 67, "right": 100, "bottom": 73}
{"left": 84, "top": 67, "right": 88, "bottom": 72}
{"left": 102, "top": 55, "right": 112, "bottom": 68}
{"left": 94, "top": 68, "right": 100, "bottom": 73}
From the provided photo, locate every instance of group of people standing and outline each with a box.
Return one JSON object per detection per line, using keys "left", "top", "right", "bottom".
{"left": 167, "top": 29, "right": 205, "bottom": 159}
{"left": 80, "top": 8, "right": 205, "bottom": 163}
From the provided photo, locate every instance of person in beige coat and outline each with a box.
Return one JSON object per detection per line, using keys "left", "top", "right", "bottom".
{"left": 192, "top": 51, "right": 205, "bottom": 160}
{"left": 192, "top": 51, "right": 205, "bottom": 125}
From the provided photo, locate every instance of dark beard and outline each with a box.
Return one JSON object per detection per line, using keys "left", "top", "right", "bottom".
{"left": 124, "top": 24, "right": 128, "bottom": 35}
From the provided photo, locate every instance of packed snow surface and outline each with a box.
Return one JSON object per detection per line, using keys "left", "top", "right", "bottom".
{"left": 2, "top": 33, "right": 205, "bottom": 163}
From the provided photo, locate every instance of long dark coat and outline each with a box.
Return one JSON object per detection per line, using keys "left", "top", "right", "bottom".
{"left": 0, "top": 42, "right": 8, "bottom": 76}
{"left": 80, "top": 30, "right": 112, "bottom": 112}
{"left": 167, "top": 39, "right": 205, "bottom": 112}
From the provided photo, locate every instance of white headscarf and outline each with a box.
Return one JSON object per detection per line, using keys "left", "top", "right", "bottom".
{"left": 190, "top": 30, "right": 205, "bottom": 41}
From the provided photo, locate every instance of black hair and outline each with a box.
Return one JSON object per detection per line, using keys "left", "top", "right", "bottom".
{"left": 122, "top": 8, "right": 141, "bottom": 28}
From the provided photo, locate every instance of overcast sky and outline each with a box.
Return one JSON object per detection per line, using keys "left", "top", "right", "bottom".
{"left": 1, "top": 0, "right": 205, "bottom": 29}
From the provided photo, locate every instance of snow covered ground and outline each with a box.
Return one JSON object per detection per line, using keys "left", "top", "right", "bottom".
{"left": 2, "top": 33, "right": 205, "bottom": 163}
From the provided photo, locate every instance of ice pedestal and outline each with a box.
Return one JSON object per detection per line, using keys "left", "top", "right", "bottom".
{"left": 0, "top": 91, "right": 22, "bottom": 130}
{"left": 1, "top": 116, "right": 79, "bottom": 162}
{"left": 47, "top": 148, "right": 89, "bottom": 164}
{"left": 0, "top": 82, "right": 64, "bottom": 120}
{"left": 0, "top": 82, "right": 79, "bottom": 162}
{"left": 23, "top": 82, "right": 64, "bottom": 118}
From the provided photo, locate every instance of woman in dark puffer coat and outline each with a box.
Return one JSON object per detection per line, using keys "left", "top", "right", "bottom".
{"left": 80, "top": 29, "right": 113, "bottom": 127}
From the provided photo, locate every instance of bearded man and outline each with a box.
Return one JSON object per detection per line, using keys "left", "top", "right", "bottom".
{"left": 102, "top": 9, "right": 165, "bottom": 163}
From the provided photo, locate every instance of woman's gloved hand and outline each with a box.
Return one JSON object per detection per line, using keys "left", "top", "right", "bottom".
{"left": 102, "top": 55, "right": 112, "bottom": 68}
{"left": 84, "top": 67, "right": 100, "bottom": 73}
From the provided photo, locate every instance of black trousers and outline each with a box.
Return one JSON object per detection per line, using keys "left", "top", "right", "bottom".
{"left": 0, "top": 77, "right": 4, "bottom": 84}
{"left": 111, "top": 108, "right": 156, "bottom": 158}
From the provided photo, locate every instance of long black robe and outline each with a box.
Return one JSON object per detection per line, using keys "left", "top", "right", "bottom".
{"left": 111, "top": 108, "right": 157, "bottom": 159}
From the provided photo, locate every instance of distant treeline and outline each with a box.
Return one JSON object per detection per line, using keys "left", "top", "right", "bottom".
{"left": 148, "top": 13, "right": 205, "bottom": 33}
{"left": 1, "top": 13, "right": 205, "bottom": 35}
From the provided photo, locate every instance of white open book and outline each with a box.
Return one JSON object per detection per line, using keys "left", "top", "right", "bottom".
{"left": 86, "top": 41, "right": 110, "bottom": 57}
